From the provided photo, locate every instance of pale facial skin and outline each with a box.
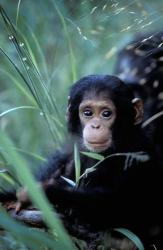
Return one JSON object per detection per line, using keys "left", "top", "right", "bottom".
{"left": 79, "top": 97, "right": 116, "bottom": 153}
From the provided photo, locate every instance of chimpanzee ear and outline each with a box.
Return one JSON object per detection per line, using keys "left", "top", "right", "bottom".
{"left": 132, "top": 98, "right": 144, "bottom": 125}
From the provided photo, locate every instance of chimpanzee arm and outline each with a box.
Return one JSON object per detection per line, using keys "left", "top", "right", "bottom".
{"left": 0, "top": 190, "right": 17, "bottom": 202}
{"left": 36, "top": 151, "right": 73, "bottom": 182}
{"left": 43, "top": 163, "right": 163, "bottom": 228}
{"left": 44, "top": 182, "right": 121, "bottom": 227}
{"left": 0, "top": 151, "right": 72, "bottom": 203}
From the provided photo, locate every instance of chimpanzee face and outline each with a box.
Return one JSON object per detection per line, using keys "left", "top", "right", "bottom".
{"left": 79, "top": 95, "right": 116, "bottom": 153}
{"left": 67, "top": 75, "right": 144, "bottom": 153}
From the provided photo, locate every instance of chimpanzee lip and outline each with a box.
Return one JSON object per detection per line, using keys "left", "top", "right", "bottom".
{"left": 87, "top": 140, "right": 109, "bottom": 146}
{"left": 85, "top": 139, "right": 111, "bottom": 152}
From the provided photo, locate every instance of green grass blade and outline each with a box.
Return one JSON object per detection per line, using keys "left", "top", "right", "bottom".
{"left": 0, "top": 205, "right": 64, "bottom": 250}
{"left": 81, "top": 151, "right": 104, "bottom": 161}
{"left": 0, "top": 146, "right": 46, "bottom": 162}
{"left": 114, "top": 228, "right": 145, "bottom": 250}
{"left": 74, "top": 143, "right": 81, "bottom": 183}
{"left": 52, "top": 1, "right": 77, "bottom": 82}
{"left": 16, "top": 0, "right": 22, "bottom": 27}
{"left": 0, "top": 105, "right": 37, "bottom": 117}
{"left": 0, "top": 68, "right": 36, "bottom": 105}
{"left": 21, "top": 35, "right": 40, "bottom": 74}
{"left": 0, "top": 171, "right": 16, "bottom": 187}
{"left": 0, "top": 47, "right": 40, "bottom": 105}
{"left": 22, "top": 23, "right": 49, "bottom": 79}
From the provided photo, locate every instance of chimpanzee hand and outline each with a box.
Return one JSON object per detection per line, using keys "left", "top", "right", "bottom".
{"left": 15, "top": 187, "right": 31, "bottom": 213}
{"left": 15, "top": 178, "right": 61, "bottom": 213}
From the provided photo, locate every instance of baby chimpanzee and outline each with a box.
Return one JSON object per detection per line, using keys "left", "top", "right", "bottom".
{"left": 1, "top": 75, "right": 163, "bottom": 249}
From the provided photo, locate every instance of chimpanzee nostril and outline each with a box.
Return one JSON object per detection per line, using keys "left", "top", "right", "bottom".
{"left": 91, "top": 124, "right": 100, "bottom": 129}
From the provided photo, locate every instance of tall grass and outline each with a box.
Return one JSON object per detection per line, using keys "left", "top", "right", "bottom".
{"left": 0, "top": 130, "right": 75, "bottom": 250}
{"left": 0, "top": 6, "right": 65, "bottom": 147}
{"left": 0, "top": 3, "right": 76, "bottom": 249}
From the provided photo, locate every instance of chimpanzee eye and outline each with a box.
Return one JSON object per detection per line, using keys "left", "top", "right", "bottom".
{"left": 102, "top": 110, "right": 112, "bottom": 118}
{"left": 83, "top": 109, "right": 93, "bottom": 117}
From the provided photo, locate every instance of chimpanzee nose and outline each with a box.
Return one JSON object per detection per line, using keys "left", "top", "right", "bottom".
{"left": 91, "top": 124, "right": 100, "bottom": 129}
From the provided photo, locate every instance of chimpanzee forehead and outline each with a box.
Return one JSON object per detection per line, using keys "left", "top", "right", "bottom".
{"left": 82, "top": 88, "right": 112, "bottom": 101}
{"left": 79, "top": 98, "right": 116, "bottom": 110}
{"left": 80, "top": 91, "right": 116, "bottom": 113}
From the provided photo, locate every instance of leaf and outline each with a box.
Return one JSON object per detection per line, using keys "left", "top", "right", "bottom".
{"left": 74, "top": 143, "right": 81, "bottom": 183}
{"left": 81, "top": 151, "right": 104, "bottom": 161}
{"left": 113, "top": 228, "right": 145, "bottom": 250}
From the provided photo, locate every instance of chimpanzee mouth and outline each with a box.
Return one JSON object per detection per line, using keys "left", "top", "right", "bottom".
{"left": 88, "top": 141, "right": 108, "bottom": 146}
{"left": 85, "top": 139, "right": 111, "bottom": 152}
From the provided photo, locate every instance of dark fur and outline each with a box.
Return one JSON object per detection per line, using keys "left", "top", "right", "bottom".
{"left": 114, "top": 32, "right": 163, "bottom": 163}
{"left": 114, "top": 32, "right": 163, "bottom": 112}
